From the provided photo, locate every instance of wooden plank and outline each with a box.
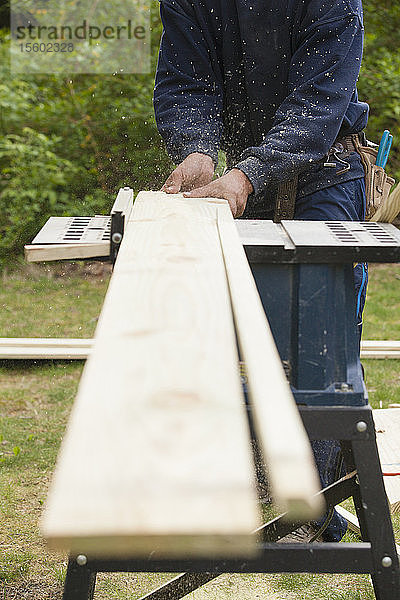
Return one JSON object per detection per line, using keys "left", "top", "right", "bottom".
{"left": 111, "top": 187, "right": 134, "bottom": 219}
{"left": 1, "top": 344, "right": 396, "bottom": 362}
{"left": 0, "top": 347, "right": 90, "bottom": 360}
{"left": 41, "top": 192, "right": 260, "bottom": 559}
{"left": 3, "top": 337, "right": 399, "bottom": 361}
{"left": 361, "top": 350, "right": 400, "bottom": 359}
{"left": 0, "top": 339, "right": 92, "bottom": 360}
{"left": 362, "top": 341, "right": 400, "bottom": 350}
{"left": 216, "top": 204, "right": 324, "bottom": 520}
{"left": 24, "top": 242, "right": 109, "bottom": 263}
{"left": 0, "top": 338, "right": 92, "bottom": 348}
{"left": 373, "top": 409, "right": 400, "bottom": 513}
{"left": 335, "top": 506, "right": 361, "bottom": 535}
{"left": 360, "top": 340, "right": 400, "bottom": 359}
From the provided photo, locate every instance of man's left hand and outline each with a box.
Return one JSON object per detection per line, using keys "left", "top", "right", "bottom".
{"left": 183, "top": 168, "right": 253, "bottom": 218}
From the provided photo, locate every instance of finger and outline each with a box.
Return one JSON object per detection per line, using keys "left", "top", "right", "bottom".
{"left": 183, "top": 182, "right": 222, "bottom": 199}
{"left": 228, "top": 198, "right": 238, "bottom": 218}
{"left": 184, "top": 171, "right": 215, "bottom": 191}
{"left": 162, "top": 170, "right": 183, "bottom": 194}
{"left": 162, "top": 182, "right": 181, "bottom": 194}
{"left": 235, "top": 201, "right": 245, "bottom": 218}
{"left": 163, "top": 185, "right": 180, "bottom": 194}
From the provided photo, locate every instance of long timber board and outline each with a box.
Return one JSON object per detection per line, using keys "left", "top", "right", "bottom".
{"left": 41, "top": 193, "right": 261, "bottom": 558}
{"left": 0, "top": 338, "right": 92, "bottom": 360}
{"left": 217, "top": 203, "right": 323, "bottom": 518}
{"left": 335, "top": 506, "right": 400, "bottom": 557}
{"left": 0, "top": 338, "right": 399, "bottom": 361}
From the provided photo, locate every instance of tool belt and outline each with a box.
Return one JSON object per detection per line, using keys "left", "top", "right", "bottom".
{"left": 273, "top": 131, "right": 395, "bottom": 223}
{"left": 339, "top": 133, "right": 395, "bottom": 220}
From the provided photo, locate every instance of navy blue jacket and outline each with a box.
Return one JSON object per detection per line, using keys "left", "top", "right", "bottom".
{"left": 154, "top": 0, "right": 369, "bottom": 201}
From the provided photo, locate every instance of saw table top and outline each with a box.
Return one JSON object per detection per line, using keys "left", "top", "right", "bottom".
{"left": 237, "top": 220, "right": 400, "bottom": 263}
{"left": 26, "top": 206, "right": 400, "bottom": 265}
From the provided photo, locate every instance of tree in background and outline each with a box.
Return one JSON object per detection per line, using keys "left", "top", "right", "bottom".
{"left": 358, "top": 0, "right": 400, "bottom": 177}
{"left": 0, "top": 0, "right": 399, "bottom": 265}
{"left": 0, "top": 2, "right": 172, "bottom": 265}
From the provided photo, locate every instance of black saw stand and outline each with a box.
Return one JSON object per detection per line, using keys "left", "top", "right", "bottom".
{"left": 62, "top": 219, "right": 400, "bottom": 600}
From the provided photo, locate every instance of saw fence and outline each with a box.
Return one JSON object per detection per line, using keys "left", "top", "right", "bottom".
{"left": 25, "top": 189, "right": 400, "bottom": 599}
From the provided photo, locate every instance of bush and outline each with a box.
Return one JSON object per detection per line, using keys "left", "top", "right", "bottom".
{"left": 0, "top": 11, "right": 172, "bottom": 266}
{"left": 0, "top": 127, "right": 78, "bottom": 263}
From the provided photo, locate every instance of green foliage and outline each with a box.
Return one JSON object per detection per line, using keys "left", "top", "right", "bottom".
{"left": 0, "top": 127, "right": 77, "bottom": 260}
{"left": 359, "top": 1, "right": 400, "bottom": 180}
{"left": 0, "top": 6, "right": 172, "bottom": 266}
{"left": 362, "top": 0, "right": 400, "bottom": 52}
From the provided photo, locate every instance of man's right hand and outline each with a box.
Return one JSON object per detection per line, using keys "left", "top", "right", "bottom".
{"left": 162, "top": 153, "right": 215, "bottom": 194}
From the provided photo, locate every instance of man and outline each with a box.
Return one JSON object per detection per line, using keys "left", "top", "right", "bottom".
{"left": 153, "top": 0, "right": 369, "bottom": 542}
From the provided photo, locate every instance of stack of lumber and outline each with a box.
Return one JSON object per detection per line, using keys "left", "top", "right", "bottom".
{"left": 41, "top": 192, "right": 323, "bottom": 559}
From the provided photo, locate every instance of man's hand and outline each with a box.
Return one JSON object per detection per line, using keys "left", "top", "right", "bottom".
{"left": 183, "top": 168, "right": 253, "bottom": 218}
{"left": 162, "top": 153, "right": 215, "bottom": 193}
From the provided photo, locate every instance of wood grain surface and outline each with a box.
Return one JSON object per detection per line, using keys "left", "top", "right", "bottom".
{"left": 217, "top": 203, "right": 323, "bottom": 520}
{"left": 42, "top": 192, "right": 260, "bottom": 558}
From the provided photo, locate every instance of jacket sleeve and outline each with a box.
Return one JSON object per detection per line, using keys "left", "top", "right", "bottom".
{"left": 154, "top": 0, "right": 223, "bottom": 165}
{"left": 236, "top": 10, "right": 368, "bottom": 196}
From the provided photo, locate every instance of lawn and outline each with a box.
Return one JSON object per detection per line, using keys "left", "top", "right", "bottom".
{"left": 0, "top": 261, "right": 399, "bottom": 599}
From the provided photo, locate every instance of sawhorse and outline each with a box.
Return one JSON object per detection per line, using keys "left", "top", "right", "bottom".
{"left": 60, "top": 218, "right": 400, "bottom": 599}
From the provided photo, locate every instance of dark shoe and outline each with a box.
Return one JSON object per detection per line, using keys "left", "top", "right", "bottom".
{"left": 278, "top": 523, "right": 324, "bottom": 543}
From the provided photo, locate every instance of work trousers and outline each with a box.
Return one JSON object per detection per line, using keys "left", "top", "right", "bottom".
{"left": 294, "top": 176, "right": 368, "bottom": 541}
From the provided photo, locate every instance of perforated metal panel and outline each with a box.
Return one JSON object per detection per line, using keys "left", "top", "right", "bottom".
{"left": 283, "top": 220, "right": 400, "bottom": 247}
{"left": 240, "top": 220, "right": 400, "bottom": 263}
{"left": 32, "top": 216, "right": 111, "bottom": 245}
{"left": 30, "top": 215, "right": 400, "bottom": 264}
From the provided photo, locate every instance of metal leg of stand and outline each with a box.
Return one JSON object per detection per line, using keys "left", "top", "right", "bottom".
{"left": 63, "top": 558, "right": 97, "bottom": 600}
{"left": 341, "top": 415, "right": 400, "bottom": 600}
{"left": 61, "top": 410, "right": 399, "bottom": 600}
{"left": 133, "top": 473, "right": 358, "bottom": 600}
{"left": 352, "top": 437, "right": 400, "bottom": 600}
{"left": 137, "top": 573, "right": 216, "bottom": 600}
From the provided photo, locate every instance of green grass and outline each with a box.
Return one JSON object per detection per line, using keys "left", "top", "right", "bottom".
{"left": 0, "top": 361, "right": 83, "bottom": 599}
{"left": 0, "top": 262, "right": 107, "bottom": 599}
{"left": 0, "top": 261, "right": 110, "bottom": 338}
{"left": 363, "top": 359, "right": 400, "bottom": 407}
{"left": 362, "top": 264, "right": 400, "bottom": 407}
{"left": 363, "top": 263, "right": 400, "bottom": 340}
{"left": 0, "top": 262, "right": 399, "bottom": 599}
